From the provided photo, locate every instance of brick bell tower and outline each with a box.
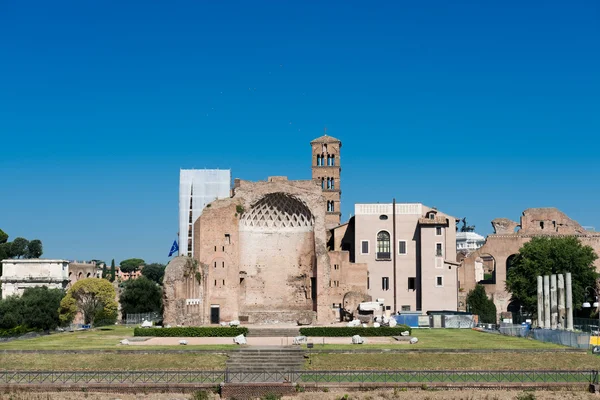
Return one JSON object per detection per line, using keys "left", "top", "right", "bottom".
{"left": 311, "top": 130, "right": 342, "bottom": 229}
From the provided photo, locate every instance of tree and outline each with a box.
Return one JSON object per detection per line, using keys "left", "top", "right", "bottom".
{"left": 59, "top": 278, "right": 118, "bottom": 326}
{"left": 10, "top": 238, "right": 29, "bottom": 259}
{"left": 0, "top": 296, "right": 24, "bottom": 329}
{"left": 506, "top": 236, "right": 599, "bottom": 316}
{"left": 21, "top": 287, "right": 64, "bottom": 331}
{"left": 25, "top": 239, "right": 43, "bottom": 259}
{"left": 467, "top": 285, "right": 497, "bottom": 324}
{"left": 142, "top": 263, "right": 166, "bottom": 284}
{"left": 102, "top": 263, "right": 108, "bottom": 280}
{"left": 0, "top": 229, "right": 8, "bottom": 244}
{"left": 110, "top": 259, "right": 116, "bottom": 282}
{"left": 119, "top": 276, "right": 163, "bottom": 317}
{"left": 119, "top": 258, "right": 145, "bottom": 273}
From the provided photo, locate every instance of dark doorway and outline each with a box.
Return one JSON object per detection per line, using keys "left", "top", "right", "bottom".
{"left": 310, "top": 277, "right": 317, "bottom": 310}
{"left": 210, "top": 305, "right": 220, "bottom": 324}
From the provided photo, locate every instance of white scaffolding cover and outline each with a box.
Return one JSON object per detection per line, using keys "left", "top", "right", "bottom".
{"left": 179, "top": 169, "right": 231, "bottom": 256}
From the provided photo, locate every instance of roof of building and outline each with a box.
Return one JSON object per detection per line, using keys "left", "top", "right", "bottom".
{"left": 1, "top": 259, "right": 69, "bottom": 263}
{"left": 310, "top": 134, "right": 341, "bottom": 144}
{"left": 456, "top": 231, "right": 486, "bottom": 241}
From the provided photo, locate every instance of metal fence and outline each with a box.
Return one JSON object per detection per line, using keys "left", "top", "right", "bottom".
{"left": 574, "top": 317, "right": 600, "bottom": 334}
{"left": 444, "top": 315, "right": 476, "bottom": 329}
{"left": 533, "top": 329, "right": 591, "bottom": 349}
{"left": 0, "top": 370, "right": 594, "bottom": 385}
{"left": 125, "top": 312, "right": 161, "bottom": 325}
{"left": 499, "top": 323, "right": 531, "bottom": 338}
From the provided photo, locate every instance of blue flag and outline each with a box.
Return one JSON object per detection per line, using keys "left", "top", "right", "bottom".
{"left": 168, "top": 240, "right": 179, "bottom": 257}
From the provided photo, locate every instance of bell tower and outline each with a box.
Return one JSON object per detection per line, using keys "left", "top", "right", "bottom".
{"left": 311, "top": 130, "right": 342, "bottom": 229}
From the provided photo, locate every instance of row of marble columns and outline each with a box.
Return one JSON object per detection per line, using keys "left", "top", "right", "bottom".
{"left": 537, "top": 273, "right": 573, "bottom": 330}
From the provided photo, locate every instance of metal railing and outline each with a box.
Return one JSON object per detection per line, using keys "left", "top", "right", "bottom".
{"left": 0, "top": 370, "right": 593, "bottom": 385}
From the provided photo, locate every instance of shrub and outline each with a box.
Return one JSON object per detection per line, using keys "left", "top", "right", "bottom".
{"left": 299, "top": 325, "right": 411, "bottom": 337}
{"left": 0, "top": 325, "right": 35, "bottom": 338}
{"left": 134, "top": 326, "right": 249, "bottom": 337}
{"left": 190, "top": 390, "right": 209, "bottom": 400}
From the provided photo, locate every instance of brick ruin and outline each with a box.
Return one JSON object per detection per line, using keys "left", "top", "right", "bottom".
{"left": 458, "top": 208, "right": 600, "bottom": 318}
{"left": 163, "top": 176, "right": 368, "bottom": 326}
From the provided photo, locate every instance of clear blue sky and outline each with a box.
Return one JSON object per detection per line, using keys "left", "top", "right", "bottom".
{"left": 1, "top": 1, "right": 598, "bottom": 265}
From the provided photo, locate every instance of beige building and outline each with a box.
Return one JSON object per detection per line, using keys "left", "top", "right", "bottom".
{"left": 351, "top": 203, "right": 459, "bottom": 314}
{"left": 1, "top": 259, "right": 70, "bottom": 298}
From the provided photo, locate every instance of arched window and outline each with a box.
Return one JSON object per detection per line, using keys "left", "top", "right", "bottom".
{"left": 321, "top": 178, "right": 325, "bottom": 189}
{"left": 376, "top": 231, "right": 391, "bottom": 260}
{"left": 330, "top": 201, "right": 334, "bottom": 212}
{"left": 331, "top": 155, "right": 335, "bottom": 166}
{"left": 316, "top": 155, "right": 321, "bottom": 166}
{"left": 330, "top": 178, "right": 335, "bottom": 190}
{"left": 327, "top": 178, "right": 331, "bottom": 189}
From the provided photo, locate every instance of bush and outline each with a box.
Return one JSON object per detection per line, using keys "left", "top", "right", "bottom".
{"left": 134, "top": 326, "right": 249, "bottom": 337}
{"left": 0, "top": 325, "right": 35, "bottom": 338}
{"left": 299, "top": 325, "right": 411, "bottom": 337}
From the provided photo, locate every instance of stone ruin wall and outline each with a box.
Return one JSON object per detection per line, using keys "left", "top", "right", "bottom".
{"left": 459, "top": 208, "right": 600, "bottom": 318}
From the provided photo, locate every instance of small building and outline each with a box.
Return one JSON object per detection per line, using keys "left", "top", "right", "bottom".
{"left": 456, "top": 231, "right": 486, "bottom": 254}
{"left": 350, "top": 203, "right": 460, "bottom": 314}
{"left": 1, "top": 259, "right": 70, "bottom": 298}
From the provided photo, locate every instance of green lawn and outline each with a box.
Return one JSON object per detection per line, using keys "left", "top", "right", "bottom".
{"left": 305, "top": 352, "right": 600, "bottom": 371}
{"left": 0, "top": 326, "right": 234, "bottom": 351}
{"left": 302, "top": 329, "right": 567, "bottom": 350}
{"left": 0, "top": 353, "right": 226, "bottom": 370}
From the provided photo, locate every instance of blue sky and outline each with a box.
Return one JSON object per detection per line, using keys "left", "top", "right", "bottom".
{"left": 1, "top": 1, "right": 598, "bottom": 264}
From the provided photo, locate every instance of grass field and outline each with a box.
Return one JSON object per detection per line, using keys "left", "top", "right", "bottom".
{"left": 305, "top": 352, "right": 600, "bottom": 370}
{"left": 302, "top": 329, "right": 566, "bottom": 350}
{"left": 0, "top": 352, "right": 226, "bottom": 370}
{"left": 0, "top": 326, "right": 234, "bottom": 351}
{"left": 0, "top": 325, "right": 589, "bottom": 371}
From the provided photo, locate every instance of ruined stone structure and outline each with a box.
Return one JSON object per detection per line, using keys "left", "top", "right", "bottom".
{"left": 458, "top": 208, "right": 600, "bottom": 317}
{"left": 163, "top": 174, "right": 368, "bottom": 326}
{"left": 311, "top": 133, "right": 341, "bottom": 229}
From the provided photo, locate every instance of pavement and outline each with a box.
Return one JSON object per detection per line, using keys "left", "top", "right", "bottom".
{"left": 130, "top": 336, "right": 406, "bottom": 346}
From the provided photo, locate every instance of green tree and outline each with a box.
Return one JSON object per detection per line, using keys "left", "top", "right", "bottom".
{"left": 467, "top": 285, "right": 497, "bottom": 324}
{"left": 0, "top": 296, "right": 24, "bottom": 329}
{"left": 102, "top": 263, "right": 108, "bottom": 280}
{"left": 110, "top": 259, "right": 116, "bottom": 282}
{"left": 21, "top": 286, "right": 64, "bottom": 331}
{"left": 119, "top": 258, "right": 145, "bottom": 273}
{"left": 0, "top": 229, "right": 8, "bottom": 245}
{"left": 506, "top": 236, "right": 599, "bottom": 316}
{"left": 25, "top": 239, "right": 43, "bottom": 259}
{"left": 142, "top": 263, "right": 166, "bottom": 284}
{"left": 59, "top": 278, "right": 118, "bottom": 326}
{"left": 10, "top": 237, "right": 29, "bottom": 259}
{"left": 119, "top": 276, "right": 163, "bottom": 316}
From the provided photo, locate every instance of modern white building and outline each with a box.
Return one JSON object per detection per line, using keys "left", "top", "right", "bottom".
{"left": 456, "top": 231, "right": 486, "bottom": 253}
{"left": 179, "top": 169, "right": 231, "bottom": 257}
{"left": 0, "top": 259, "right": 70, "bottom": 299}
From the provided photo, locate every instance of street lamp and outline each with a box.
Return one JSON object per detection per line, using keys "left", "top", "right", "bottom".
{"left": 582, "top": 286, "right": 600, "bottom": 335}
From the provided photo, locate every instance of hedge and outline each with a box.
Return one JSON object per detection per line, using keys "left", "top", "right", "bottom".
{"left": 0, "top": 326, "right": 35, "bottom": 338}
{"left": 134, "top": 327, "right": 248, "bottom": 337}
{"left": 299, "top": 325, "right": 412, "bottom": 337}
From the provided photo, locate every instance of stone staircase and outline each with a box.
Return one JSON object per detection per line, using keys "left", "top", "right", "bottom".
{"left": 246, "top": 327, "right": 300, "bottom": 337}
{"left": 226, "top": 347, "right": 305, "bottom": 373}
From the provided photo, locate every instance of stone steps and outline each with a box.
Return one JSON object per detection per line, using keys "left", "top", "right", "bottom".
{"left": 226, "top": 347, "right": 305, "bottom": 373}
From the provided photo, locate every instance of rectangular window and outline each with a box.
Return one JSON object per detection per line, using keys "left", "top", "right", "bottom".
{"left": 385, "top": 306, "right": 391, "bottom": 310}
{"left": 436, "top": 243, "right": 443, "bottom": 257}
{"left": 436, "top": 226, "right": 442, "bottom": 236}
{"left": 401, "top": 305, "right": 411, "bottom": 311}
{"left": 436, "top": 276, "right": 443, "bottom": 287}
{"left": 398, "top": 240, "right": 407, "bottom": 255}
{"left": 361, "top": 240, "right": 369, "bottom": 255}
{"left": 382, "top": 277, "right": 389, "bottom": 291}
{"left": 222, "top": 261, "right": 225, "bottom": 268}
{"left": 225, "top": 234, "right": 231, "bottom": 244}
{"left": 408, "top": 277, "right": 416, "bottom": 290}
{"left": 367, "top": 277, "right": 370, "bottom": 289}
